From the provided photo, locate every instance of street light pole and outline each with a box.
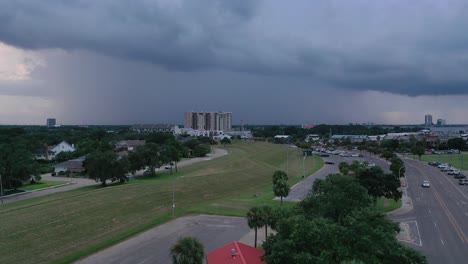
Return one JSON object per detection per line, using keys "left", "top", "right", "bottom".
{"left": 172, "top": 178, "right": 175, "bottom": 217}
{"left": 286, "top": 148, "right": 289, "bottom": 175}
{"left": 1, "top": 173, "right": 4, "bottom": 204}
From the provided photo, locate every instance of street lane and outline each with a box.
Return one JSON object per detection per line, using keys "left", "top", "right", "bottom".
{"left": 397, "top": 158, "right": 468, "bottom": 263}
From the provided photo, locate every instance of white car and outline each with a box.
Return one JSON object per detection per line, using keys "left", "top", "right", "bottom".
{"left": 422, "top": 180, "right": 430, "bottom": 188}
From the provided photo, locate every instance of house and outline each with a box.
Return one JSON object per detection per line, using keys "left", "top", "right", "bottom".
{"left": 33, "top": 141, "right": 76, "bottom": 160}
{"left": 305, "top": 134, "right": 320, "bottom": 142}
{"left": 131, "top": 124, "right": 178, "bottom": 134}
{"left": 206, "top": 241, "right": 265, "bottom": 264}
{"left": 330, "top": 135, "right": 370, "bottom": 143}
{"left": 273, "top": 135, "right": 293, "bottom": 144}
{"left": 115, "top": 140, "right": 146, "bottom": 151}
{"left": 54, "top": 156, "right": 86, "bottom": 173}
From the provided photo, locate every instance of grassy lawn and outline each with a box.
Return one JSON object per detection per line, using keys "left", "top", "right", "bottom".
{"left": 20, "top": 181, "right": 67, "bottom": 191}
{"left": 417, "top": 153, "right": 468, "bottom": 170}
{"left": 376, "top": 197, "right": 402, "bottom": 213}
{"left": 0, "top": 141, "right": 323, "bottom": 264}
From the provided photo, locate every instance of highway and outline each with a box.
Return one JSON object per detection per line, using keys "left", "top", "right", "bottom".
{"left": 393, "top": 157, "right": 468, "bottom": 263}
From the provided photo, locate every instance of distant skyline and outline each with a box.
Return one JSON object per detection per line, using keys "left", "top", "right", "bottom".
{"left": 1, "top": 1, "right": 468, "bottom": 125}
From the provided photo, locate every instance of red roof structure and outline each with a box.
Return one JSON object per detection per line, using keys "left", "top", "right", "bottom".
{"left": 206, "top": 241, "right": 265, "bottom": 264}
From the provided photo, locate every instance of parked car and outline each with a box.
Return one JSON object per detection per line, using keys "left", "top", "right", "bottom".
{"left": 428, "top": 161, "right": 437, "bottom": 166}
{"left": 325, "top": 161, "right": 335, "bottom": 165}
{"left": 320, "top": 154, "right": 330, "bottom": 157}
{"left": 422, "top": 180, "right": 430, "bottom": 188}
{"left": 454, "top": 174, "right": 467, "bottom": 179}
{"left": 459, "top": 179, "right": 468, "bottom": 185}
{"left": 448, "top": 169, "right": 460, "bottom": 175}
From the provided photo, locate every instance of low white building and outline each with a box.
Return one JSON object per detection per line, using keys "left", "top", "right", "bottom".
{"left": 34, "top": 141, "right": 76, "bottom": 160}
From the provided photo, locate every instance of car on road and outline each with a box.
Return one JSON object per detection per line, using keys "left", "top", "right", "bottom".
{"left": 454, "top": 174, "right": 466, "bottom": 179}
{"left": 320, "top": 154, "right": 330, "bottom": 157}
{"left": 422, "top": 180, "right": 430, "bottom": 188}
{"left": 325, "top": 161, "right": 335, "bottom": 165}
{"left": 459, "top": 179, "right": 468, "bottom": 185}
{"left": 448, "top": 169, "right": 460, "bottom": 175}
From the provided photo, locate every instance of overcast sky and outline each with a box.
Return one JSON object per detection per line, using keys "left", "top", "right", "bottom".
{"left": 1, "top": 0, "right": 468, "bottom": 125}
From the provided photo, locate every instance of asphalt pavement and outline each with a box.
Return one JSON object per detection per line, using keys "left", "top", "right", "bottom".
{"left": 391, "top": 157, "right": 468, "bottom": 263}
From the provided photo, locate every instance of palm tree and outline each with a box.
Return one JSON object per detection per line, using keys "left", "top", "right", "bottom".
{"left": 246, "top": 206, "right": 263, "bottom": 248}
{"left": 170, "top": 237, "right": 205, "bottom": 264}
{"left": 259, "top": 205, "right": 273, "bottom": 239}
{"left": 273, "top": 179, "right": 290, "bottom": 206}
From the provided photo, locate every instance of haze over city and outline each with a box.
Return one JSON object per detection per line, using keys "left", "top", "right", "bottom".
{"left": 1, "top": 0, "right": 468, "bottom": 125}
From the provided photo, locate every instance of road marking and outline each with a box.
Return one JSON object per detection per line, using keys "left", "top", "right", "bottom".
{"left": 415, "top": 220, "right": 423, "bottom": 247}
{"left": 412, "top": 164, "right": 468, "bottom": 244}
{"left": 441, "top": 239, "right": 445, "bottom": 245}
{"left": 465, "top": 212, "right": 468, "bottom": 217}
{"left": 434, "top": 222, "right": 437, "bottom": 228}
{"left": 428, "top": 208, "right": 432, "bottom": 214}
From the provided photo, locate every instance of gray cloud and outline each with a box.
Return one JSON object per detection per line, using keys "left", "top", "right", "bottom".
{"left": 1, "top": 0, "right": 468, "bottom": 98}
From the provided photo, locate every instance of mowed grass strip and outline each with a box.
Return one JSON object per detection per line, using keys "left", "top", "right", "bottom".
{"left": 20, "top": 180, "right": 67, "bottom": 191}
{"left": 417, "top": 153, "right": 468, "bottom": 170}
{"left": 0, "top": 141, "right": 323, "bottom": 264}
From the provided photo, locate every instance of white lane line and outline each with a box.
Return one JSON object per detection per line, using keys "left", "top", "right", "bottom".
{"left": 428, "top": 208, "right": 432, "bottom": 214}
{"left": 441, "top": 239, "right": 445, "bottom": 245}
{"left": 434, "top": 222, "right": 437, "bottom": 228}
{"left": 465, "top": 212, "right": 468, "bottom": 217}
{"left": 415, "top": 221, "right": 423, "bottom": 247}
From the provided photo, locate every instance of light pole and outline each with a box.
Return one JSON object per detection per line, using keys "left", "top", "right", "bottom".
{"left": 0, "top": 173, "right": 3, "bottom": 204}
{"left": 172, "top": 178, "right": 175, "bottom": 217}
{"left": 286, "top": 148, "right": 289, "bottom": 175}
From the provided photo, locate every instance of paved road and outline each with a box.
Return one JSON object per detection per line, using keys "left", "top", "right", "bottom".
{"left": 392, "top": 157, "right": 468, "bottom": 263}
{"left": 283, "top": 152, "right": 389, "bottom": 201}
{"left": 1, "top": 148, "right": 228, "bottom": 205}
{"left": 76, "top": 215, "right": 250, "bottom": 264}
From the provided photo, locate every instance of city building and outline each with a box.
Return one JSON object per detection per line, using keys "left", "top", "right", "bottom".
{"left": 436, "top": 119, "right": 446, "bottom": 126}
{"left": 424, "top": 114, "right": 433, "bottom": 126}
{"left": 184, "top": 111, "right": 232, "bottom": 131}
{"left": 46, "top": 118, "right": 56, "bottom": 127}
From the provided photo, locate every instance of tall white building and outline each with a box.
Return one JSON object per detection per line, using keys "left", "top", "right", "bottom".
{"left": 184, "top": 111, "right": 232, "bottom": 131}
{"left": 424, "top": 114, "right": 433, "bottom": 126}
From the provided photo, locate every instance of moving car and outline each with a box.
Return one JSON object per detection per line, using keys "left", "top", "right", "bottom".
{"left": 458, "top": 179, "right": 468, "bottom": 185}
{"left": 422, "top": 180, "right": 430, "bottom": 188}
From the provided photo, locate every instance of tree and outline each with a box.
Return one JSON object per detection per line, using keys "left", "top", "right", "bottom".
{"left": 380, "top": 151, "right": 395, "bottom": 162}
{"left": 272, "top": 170, "right": 290, "bottom": 205}
{"left": 263, "top": 174, "right": 427, "bottom": 264}
{"left": 354, "top": 167, "right": 402, "bottom": 201}
{"left": 220, "top": 137, "right": 232, "bottom": 147}
{"left": 273, "top": 179, "right": 290, "bottom": 206}
{"left": 0, "top": 143, "right": 39, "bottom": 189}
{"left": 448, "top": 138, "right": 466, "bottom": 151}
{"left": 170, "top": 237, "right": 205, "bottom": 264}
{"left": 131, "top": 143, "right": 165, "bottom": 175}
{"left": 259, "top": 205, "right": 274, "bottom": 239}
{"left": 246, "top": 206, "right": 263, "bottom": 248}
{"left": 390, "top": 157, "right": 405, "bottom": 177}
{"left": 412, "top": 145, "right": 425, "bottom": 160}
{"left": 193, "top": 144, "right": 211, "bottom": 157}
{"left": 338, "top": 162, "right": 350, "bottom": 175}
{"left": 83, "top": 150, "right": 129, "bottom": 186}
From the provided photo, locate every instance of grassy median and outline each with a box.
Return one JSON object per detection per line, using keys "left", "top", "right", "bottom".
{"left": 0, "top": 141, "right": 322, "bottom": 264}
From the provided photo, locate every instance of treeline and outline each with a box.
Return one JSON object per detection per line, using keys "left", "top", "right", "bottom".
{"left": 0, "top": 127, "right": 217, "bottom": 189}
{"left": 250, "top": 124, "right": 422, "bottom": 139}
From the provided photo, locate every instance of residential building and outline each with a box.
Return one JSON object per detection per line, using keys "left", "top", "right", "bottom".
{"left": 184, "top": 111, "right": 232, "bottom": 131}
{"left": 34, "top": 141, "right": 76, "bottom": 160}
{"left": 330, "top": 135, "right": 370, "bottom": 143}
{"left": 46, "top": 118, "right": 56, "bottom": 127}
{"left": 424, "top": 114, "right": 433, "bottom": 126}
{"left": 206, "top": 241, "right": 265, "bottom": 264}
{"left": 115, "top": 140, "right": 146, "bottom": 151}
{"left": 305, "top": 134, "right": 320, "bottom": 142}
{"left": 54, "top": 156, "right": 86, "bottom": 173}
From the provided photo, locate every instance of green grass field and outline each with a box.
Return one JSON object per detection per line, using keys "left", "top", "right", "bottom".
{"left": 20, "top": 181, "right": 67, "bottom": 191}
{"left": 417, "top": 153, "right": 468, "bottom": 170}
{"left": 0, "top": 141, "right": 323, "bottom": 264}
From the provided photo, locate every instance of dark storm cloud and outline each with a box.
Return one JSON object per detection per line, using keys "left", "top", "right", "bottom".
{"left": 1, "top": 0, "right": 468, "bottom": 96}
